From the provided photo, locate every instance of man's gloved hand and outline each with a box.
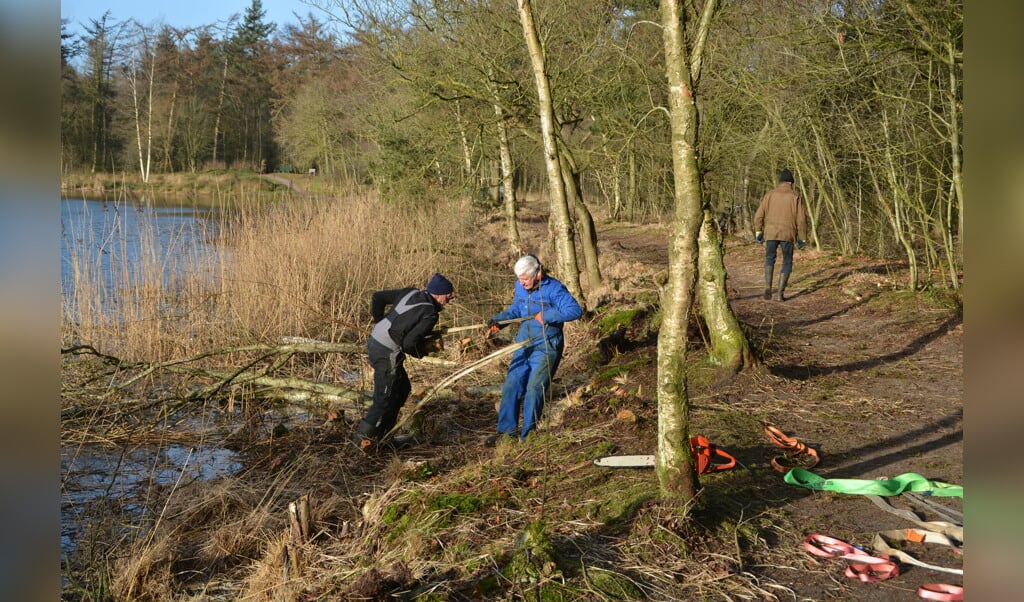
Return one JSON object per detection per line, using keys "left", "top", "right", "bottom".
{"left": 487, "top": 318, "right": 503, "bottom": 332}
{"left": 755, "top": 231, "right": 764, "bottom": 244}
{"left": 422, "top": 334, "right": 444, "bottom": 353}
{"left": 797, "top": 239, "right": 806, "bottom": 250}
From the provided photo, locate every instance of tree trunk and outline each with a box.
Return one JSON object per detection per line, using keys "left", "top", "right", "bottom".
{"left": 627, "top": 146, "right": 638, "bottom": 220}
{"left": 558, "top": 148, "right": 603, "bottom": 294}
{"left": 456, "top": 99, "right": 474, "bottom": 185}
{"left": 697, "top": 209, "right": 755, "bottom": 374}
{"left": 516, "top": 0, "right": 584, "bottom": 303}
{"left": 144, "top": 41, "right": 155, "bottom": 180}
{"left": 163, "top": 77, "right": 179, "bottom": 172}
{"left": 656, "top": 0, "right": 717, "bottom": 502}
{"left": 127, "top": 36, "right": 153, "bottom": 184}
{"left": 212, "top": 51, "right": 228, "bottom": 165}
{"left": 944, "top": 40, "right": 963, "bottom": 287}
{"left": 494, "top": 102, "right": 522, "bottom": 255}
{"left": 129, "top": 56, "right": 147, "bottom": 181}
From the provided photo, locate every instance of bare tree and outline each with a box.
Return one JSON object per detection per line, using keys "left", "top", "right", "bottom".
{"left": 655, "top": 0, "right": 719, "bottom": 501}
{"left": 515, "top": 0, "right": 583, "bottom": 301}
{"left": 124, "top": 22, "right": 156, "bottom": 182}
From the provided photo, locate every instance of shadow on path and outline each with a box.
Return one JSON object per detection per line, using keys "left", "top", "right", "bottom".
{"left": 771, "top": 315, "right": 960, "bottom": 380}
{"left": 823, "top": 408, "right": 962, "bottom": 478}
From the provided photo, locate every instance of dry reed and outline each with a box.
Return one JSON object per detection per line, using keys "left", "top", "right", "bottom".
{"left": 62, "top": 185, "right": 483, "bottom": 599}
{"left": 61, "top": 186, "right": 476, "bottom": 364}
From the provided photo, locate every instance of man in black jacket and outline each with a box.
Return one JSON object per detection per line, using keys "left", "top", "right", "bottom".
{"left": 352, "top": 273, "right": 454, "bottom": 451}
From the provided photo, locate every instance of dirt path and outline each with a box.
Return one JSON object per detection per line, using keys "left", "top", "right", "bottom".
{"left": 724, "top": 243, "right": 962, "bottom": 485}
{"left": 262, "top": 173, "right": 305, "bottom": 192}
{"left": 590, "top": 219, "right": 963, "bottom": 600}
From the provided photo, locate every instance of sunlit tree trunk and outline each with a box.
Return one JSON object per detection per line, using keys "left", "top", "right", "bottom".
{"left": 656, "top": 0, "right": 711, "bottom": 502}
{"left": 944, "top": 36, "right": 963, "bottom": 288}
{"left": 516, "top": 0, "right": 583, "bottom": 301}
{"left": 456, "top": 99, "right": 474, "bottom": 185}
{"left": 494, "top": 100, "right": 522, "bottom": 254}
{"left": 558, "top": 149, "right": 603, "bottom": 294}
{"left": 669, "top": 0, "right": 752, "bottom": 378}
{"left": 126, "top": 25, "right": 155, "bottom": 182}
{"left": 697, "top": 209, "right": 755, "bottom": 372}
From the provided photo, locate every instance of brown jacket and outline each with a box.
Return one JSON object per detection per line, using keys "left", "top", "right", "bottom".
{"left": 753, "top": 182, "right": 807, "bottom": 243}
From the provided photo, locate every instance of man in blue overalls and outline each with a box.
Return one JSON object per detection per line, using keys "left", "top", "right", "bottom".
{"left": 486, "top": 255, "right": 582, "bottom": 445}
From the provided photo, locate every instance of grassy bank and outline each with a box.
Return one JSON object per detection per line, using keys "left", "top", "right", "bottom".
{"left": 60, "top": 169, "right": 291, "bottom": 204}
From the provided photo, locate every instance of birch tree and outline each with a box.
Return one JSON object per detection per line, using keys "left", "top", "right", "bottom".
{"left": 515, "top": 0, "right": 583, "bottom": 302}
{"left": 655, "top": 0, "right": 718, "bottom": 501}
{"left": 124, "top": 22, "right": 156, "bottom": 182}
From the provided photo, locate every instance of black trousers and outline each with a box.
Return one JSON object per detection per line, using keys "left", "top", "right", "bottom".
{"left": 362, "top": 338, "right": 411, "bottom": 436}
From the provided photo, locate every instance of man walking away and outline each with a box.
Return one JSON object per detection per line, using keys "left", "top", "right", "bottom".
{"left": 754, "top": 169, "right": 808, "bottom": 301}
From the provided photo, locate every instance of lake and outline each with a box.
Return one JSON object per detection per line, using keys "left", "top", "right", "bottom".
{"left": 60, "top": 197, "right": 242, "bottom": 558}
{"left": 60, "top": 197, "right": 220, "bottom": 309}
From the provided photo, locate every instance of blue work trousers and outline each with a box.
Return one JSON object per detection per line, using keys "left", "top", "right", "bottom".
{"left": 764, "top": 240, "right": 795, "bottom": 275}
{"left": 497, "top": 340, "right": 563, "bottom": 439}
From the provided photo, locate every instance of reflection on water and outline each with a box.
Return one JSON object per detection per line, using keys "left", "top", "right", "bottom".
{"left": 61, "top": 197, "right": 234, "bottom": 559}
{"left": 61, "top": 442, "right": 242, "bottom": 555}
{"left": 60, "top": 197, "right": 219, "bottom": 314}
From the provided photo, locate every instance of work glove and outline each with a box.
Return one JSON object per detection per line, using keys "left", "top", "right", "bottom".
{"left": 421, "top": 333, "right": 444, "bottom": 353}
{"left": 487, "top": 318, "right": 503, "bottom": 332}
{"left": 755, "top": 231, "right": 764, "bottom": 244}
{"left": 797, "top": 239, "right": 806, "bottom": 250}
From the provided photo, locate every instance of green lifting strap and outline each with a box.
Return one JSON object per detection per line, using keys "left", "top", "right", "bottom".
{"left": 783, "top": 468, "right": 963, "bottom": 498}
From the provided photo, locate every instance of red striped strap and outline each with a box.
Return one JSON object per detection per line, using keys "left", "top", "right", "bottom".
{"left": 803, "top": 534, "right": 900, "bottom": 583}
{"left": 917, "top": 584, "right": 963, "bottom": 601}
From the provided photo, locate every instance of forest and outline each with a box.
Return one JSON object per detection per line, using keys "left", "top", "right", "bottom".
{"left": 61, "top": 0, "right": 962, "bottom": 291}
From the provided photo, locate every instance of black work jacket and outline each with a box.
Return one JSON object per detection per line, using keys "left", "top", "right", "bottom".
{"left": 369, "top": 287, "right": 442, "bottom": 357}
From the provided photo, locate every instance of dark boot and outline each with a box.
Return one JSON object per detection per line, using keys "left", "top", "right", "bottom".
{"left": 389, "top": 434, "right": 418, "bottom": 449}
{"left": 485, "top": 433, "right": 517, "bottom": 447}
{"left": 763, "top": 266, "right": 774, "bottom": 300}
{"left": 350, "top": 419, "right": 378, "bottom": 453}
{"left": 778, "top": 272, "right": 791, "bottom": 301}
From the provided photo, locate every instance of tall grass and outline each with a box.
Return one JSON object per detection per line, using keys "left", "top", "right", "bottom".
{"left": 61, "top": 185, "right": 484, "bottom": 598}
{"left": 61, "top": 186, "right": 477, "bottom": 363}
{"left": 217, "top": 190, "right": 440, "bottom": 342}
{"left": 61, "top": 198, "right": 219, "bottom": 361}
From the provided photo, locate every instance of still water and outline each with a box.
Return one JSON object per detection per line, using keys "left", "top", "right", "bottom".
{"left": 60, "top": 198, "right": 241, "bottom": 557}
{"left": 60, "top": 197, "right": 219, "bottom": 308}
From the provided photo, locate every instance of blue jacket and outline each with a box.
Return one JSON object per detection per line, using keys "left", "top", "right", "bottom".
{"left": 492, "top": 275, "right": 582, "bottom": 348}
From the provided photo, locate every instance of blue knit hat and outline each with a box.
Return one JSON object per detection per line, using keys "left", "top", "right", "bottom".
{"left": 426, "top": 273, "right": 454, "bottom": 295}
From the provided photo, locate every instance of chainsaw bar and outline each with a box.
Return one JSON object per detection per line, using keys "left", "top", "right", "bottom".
{"left": 593, "top": 455, "right": 655, "bottom": 468}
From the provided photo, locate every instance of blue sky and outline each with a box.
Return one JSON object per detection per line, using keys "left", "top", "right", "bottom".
{"left": 61, "top": 0, "right": 331, "bottom": 36}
